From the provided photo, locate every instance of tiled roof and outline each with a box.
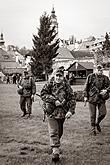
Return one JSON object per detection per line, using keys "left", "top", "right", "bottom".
{"left": 78, "top": 62, "right": 94, "bottom": 69}
{"left": 67, "top": 61, "right": 94, "bottom": 71}
{"left": 2, "top": 61, "right": 21, "bottom": 68}
{"left": 7, "top": 51, "right": 16, "bottom": 62}
{"left": 55, "top": 47, "right": 74, "bottom": 59}
{"left": 0, "top": 49, "right": 19, "bottom": 62}
{"left": 71, "top": 50, "right": 94, "bottom": 59}
{"left": 0, "top": 49, "right": 10, "bottom": 61}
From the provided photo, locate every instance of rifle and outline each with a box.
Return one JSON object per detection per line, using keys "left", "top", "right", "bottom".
{"left": 84, "top": 100, "right": 87, "bottom": 107}
{"left": 84, "top": 97, "right": 88, "bottom": 107}
{"left": 36, "top": 93, "right": 46, "bottom": 122}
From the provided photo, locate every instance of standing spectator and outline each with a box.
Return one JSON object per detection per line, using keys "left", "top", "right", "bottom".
{"left": 6, "top": 75, "right": 10, "bottom": 84}
{"left": 69, "top": 73, "right": 75, "bottom": 85}
{"left": 40, "top": 67, "right": 76, "bottom": 161}
{"left": 17, "top": 71, "right": 36, "bottom": 118}
{"left": 84, "top": 65, "right": 110, "bottom": 135}
{"left": 47, "top": 68, "right": 53, "bottom": 82}
{"left": 12, "top": 74, "right": 16, "bottom": 84}
{"left": 16, "top": 74, "right": 20, "bottom": 84}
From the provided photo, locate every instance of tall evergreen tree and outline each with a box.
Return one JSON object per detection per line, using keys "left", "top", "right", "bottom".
{"left": 30, "top": 12, "right": 59, "bottom": 79}
{"left": 102, "top": 32, "right": 110, "bottom": 58}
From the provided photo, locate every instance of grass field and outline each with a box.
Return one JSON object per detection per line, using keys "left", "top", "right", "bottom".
{"left": 0, "top": 83, "right": 110, "bottom": 165}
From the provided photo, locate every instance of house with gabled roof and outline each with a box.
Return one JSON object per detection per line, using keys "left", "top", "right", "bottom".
{"left": 67, "top": 61, "right": 94, "bottom": 84}
{"left": 71, "top": 50, "right": 94, "bottom": 63}
{"left": 53, "top": 47, "right": 75, "bottom": 70}
{"left": 0, "top": 48, "right": 25, "bottom": 74}
{"left": 0, "top": 33, "right": 25, "bottom": 75}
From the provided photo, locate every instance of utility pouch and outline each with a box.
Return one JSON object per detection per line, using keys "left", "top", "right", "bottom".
{"left": 89, "top": 86, "right": 99, "bottom": 97}
{"left": 17, "top": 88, "right": 23, "bottom": 95}
{"left": 100, "top": 91, "right": 109, "bottom": 100}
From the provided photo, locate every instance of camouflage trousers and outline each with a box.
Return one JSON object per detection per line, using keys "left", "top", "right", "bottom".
{"left": 89, "top": 103, "right": 107, "bottom": 127}
{"left": 20, "top": 96, "right": 32, "bottom": 115}
{"left": 47, "top": 117, "right": 65, "bottom": 147}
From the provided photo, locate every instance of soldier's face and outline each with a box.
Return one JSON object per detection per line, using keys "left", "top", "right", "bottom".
{"left": 96, "top": 69, "right": 103, "bottom": 75}
{"left": 23, "top": 73, "right": 28, "bottom": 77}
{"left": 55, "top": 74, "right": 64, "bottom": 83}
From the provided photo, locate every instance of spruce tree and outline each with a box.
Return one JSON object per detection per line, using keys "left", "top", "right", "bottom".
{"left": 102, "top": 32, "right": 110, "bottom": 58}
{"left": 31, "top": 12, "right": 59, "bottom": 79}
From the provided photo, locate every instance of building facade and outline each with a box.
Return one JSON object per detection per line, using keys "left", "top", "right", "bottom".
{"left": 0, "top": 33, "right": 25, "bottom": 75}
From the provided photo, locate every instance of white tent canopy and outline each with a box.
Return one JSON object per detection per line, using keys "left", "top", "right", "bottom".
{"left": 0, "top": 72, "right": 5, "bottom": 82}
{"left": 0, "top": 72, "right": 5, "bottom": 77}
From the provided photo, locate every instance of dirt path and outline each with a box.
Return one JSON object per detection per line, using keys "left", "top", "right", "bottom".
{"left": 0, "top": 83, "right": 110, "bottom": 165}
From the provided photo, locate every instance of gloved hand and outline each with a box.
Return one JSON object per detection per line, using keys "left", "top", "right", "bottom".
{"left": 55, "top": 100, "right": 61, "bottom": 106}
{"left": 100, "top": 89, "right": 107, "bottom": 95}
{"left": 65, "top": 111, "right": 72, "bottom": 119}
{"left": 31, "top": 94, "right": 34, "bottom": 102}
{"left": 18, "top": 85, "right": 23, "bottom": 89}
{"left": 84, "top": 97, "right": 88, "bottom": 102}
{"left": 84, "top": 97, "right": 88, "bottom": 106}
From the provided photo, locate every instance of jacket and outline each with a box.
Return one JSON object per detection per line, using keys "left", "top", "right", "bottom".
{"left": 84, "top": 73, "right": 110, "bottom": 103}
{"left": 40, "top": 78, "right": 76, "bottom": 117}
{"left": 18, "top": 76, "right": 36, "bottom": 97}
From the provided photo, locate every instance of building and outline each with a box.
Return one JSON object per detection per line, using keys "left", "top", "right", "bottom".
{"left": 0, "top": 33, "right": 25, "bottom": 75}
{"left": 67, "top": 61, "right": 94, "bottom": 85}
{"left": 71, "top": 50, "right": 95, "bottom": 63}
{"left": 0, "top": 33, "right": 6, "bottom": 50}
{"left": 50, "top": 6, "right": 58, "bottom": 36}
{"left": 53, "top": 47, "right": 75, "bottom": 70}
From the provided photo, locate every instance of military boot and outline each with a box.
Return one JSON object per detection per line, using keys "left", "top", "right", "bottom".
{"left": 96, "top": 123, "right": 101, "bottom": 132}
{"left": 21, "top": 111, "right": 27, "bottom": 117}
{"left": 52, "top": 147, "right": 60, "bottom": 162}
{"left": 90, "top": 126, "right": 96, "bottom": 136}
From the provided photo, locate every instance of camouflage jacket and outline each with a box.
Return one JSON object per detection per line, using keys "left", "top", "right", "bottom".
{"left": 18, "top": 76, "right": 36, "bottom": 97}
{"left": 84, "top": 73, "right": 110, "bottom": 103}
{"left": 40, "top": 79, "right": 76, "bottom": 116}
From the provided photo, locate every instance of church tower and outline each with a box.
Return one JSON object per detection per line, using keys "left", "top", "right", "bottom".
{"left": 50, "top": 6, "right": 58, "bottom": 38}
{"left": 0, "top": 33, "right": 6, "bottom": 50}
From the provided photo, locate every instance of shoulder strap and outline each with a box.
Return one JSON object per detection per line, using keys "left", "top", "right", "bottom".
{"left": 88, "top": 73, "right": 95, "bottom": 84}
{"left": 29, "top": 77, "right": 32, "bottom": 86}
{"left": 18, "top": 77, "right": 22, "bottom": 85}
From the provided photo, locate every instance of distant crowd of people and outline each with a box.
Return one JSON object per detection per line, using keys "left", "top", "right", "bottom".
{"left": 5, "top": 74, "right": 21, "bottom": 84}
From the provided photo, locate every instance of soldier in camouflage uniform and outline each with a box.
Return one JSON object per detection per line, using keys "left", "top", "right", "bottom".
{"left": 18, "top": 71, "right": 36, "bottom": 118}
{"left": 84, "top": 65, "right": 110, "bottom": 135}
{"left": 40, "top": 67, "right": 76, "bottom": 161}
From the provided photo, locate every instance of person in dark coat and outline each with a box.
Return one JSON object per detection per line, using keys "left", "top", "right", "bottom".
{"left": 12, "top": 74, "right": 16, "bottom": 84}
{"left": 40, "top": 67, "right": 76, "bottom": 161}
{"left": 84, "top": 65, "right": 110, "bottom": 135}
{"left": 6, "top": 75, "right": 10, "bottom": 84}
{"left": 17, "top": 71, "right": 36, "bottom": 118}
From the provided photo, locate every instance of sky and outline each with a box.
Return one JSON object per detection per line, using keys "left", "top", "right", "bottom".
{"left": 0, "top": 0, "right": 110, "bottom": 49}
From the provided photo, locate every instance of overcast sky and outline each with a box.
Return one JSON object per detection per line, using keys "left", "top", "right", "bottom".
{"left": 0, "top": 0, "right": 110, "bottom": 49}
